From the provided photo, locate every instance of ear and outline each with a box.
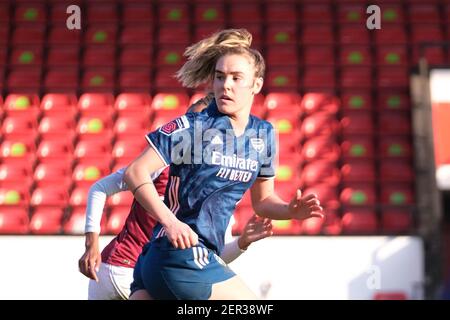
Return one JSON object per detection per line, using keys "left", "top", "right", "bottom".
{"left": 252, "top": 77, "right": 264, "bottom": 95}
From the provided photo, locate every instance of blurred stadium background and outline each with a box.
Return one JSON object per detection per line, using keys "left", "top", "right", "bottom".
{"left": 0, "top": 0, "right": 449, "bottom": 299}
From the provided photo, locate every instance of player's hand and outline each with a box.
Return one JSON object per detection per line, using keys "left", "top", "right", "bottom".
{"left": 238, "top": 215, "right": 273, "bottom": 250}
{"left": 288, "top": 189, "right": 324, "bottom": 221}
{"left": 164, "top": 217, "right": 198, "bottom": 249}
{"left": 78, "top": 232, "right": 101, "bottom": 282}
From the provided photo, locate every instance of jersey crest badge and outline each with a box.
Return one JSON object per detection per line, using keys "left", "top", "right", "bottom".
{"left": 250, "top": 138, "right": 265, "bottom": 153}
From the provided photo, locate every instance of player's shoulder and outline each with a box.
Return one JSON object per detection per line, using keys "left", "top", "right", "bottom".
{"left": 249, "top": 114, "right": 274, "bottom": 131}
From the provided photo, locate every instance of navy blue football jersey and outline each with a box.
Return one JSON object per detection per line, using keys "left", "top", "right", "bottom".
{"left": 146, "top": 100, "right": 276, "bottom": 254}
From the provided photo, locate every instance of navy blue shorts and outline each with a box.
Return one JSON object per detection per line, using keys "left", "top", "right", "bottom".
{"left": 131, "top": 237, "right": 236, "bottom": 300}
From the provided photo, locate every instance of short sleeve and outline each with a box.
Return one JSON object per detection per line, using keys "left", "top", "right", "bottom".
{"left": 145, "top": 114, "right": 193, "bottom": 166}
{"left": 257, "top": 122, "right": 276, "bottom": 179}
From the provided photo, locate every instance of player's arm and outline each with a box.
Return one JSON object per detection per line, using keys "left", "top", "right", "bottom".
{"left": 124, "top": 145, "right": 198, "bottom": 249}
{"left": 78, "top": 168, "right": 129, "bottom": 281}
{"left": 250, "top": 178, "right": 324, "bottom": 221}
{"left": 220, "top": 214, "right": 273, "bottom": 264}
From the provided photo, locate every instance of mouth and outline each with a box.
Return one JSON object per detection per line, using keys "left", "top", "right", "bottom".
{"left": 220, "top": 95, "right": 233, "bottom": 102}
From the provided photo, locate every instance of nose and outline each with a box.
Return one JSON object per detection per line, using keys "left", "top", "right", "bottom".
{"left": 223, "top": 75, "right": 232, "bottom": 92}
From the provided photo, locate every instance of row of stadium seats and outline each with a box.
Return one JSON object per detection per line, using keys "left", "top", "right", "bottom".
{"left": 0, "top": 92, "right": 415, "bottom": 235}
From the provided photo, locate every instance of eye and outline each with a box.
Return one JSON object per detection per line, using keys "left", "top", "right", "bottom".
{"left": 215, "top": 74, "right": 224, "bottom": 80}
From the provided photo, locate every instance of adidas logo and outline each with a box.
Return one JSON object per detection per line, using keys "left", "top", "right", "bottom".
{"left": 211, "top": 136, "right": 223, "bottom": 145}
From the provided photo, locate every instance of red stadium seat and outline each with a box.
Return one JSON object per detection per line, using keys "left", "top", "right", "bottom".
{"left": 114, "top": 113, "right": 150, "bottom": 135}
{"left": 411, "top": 25, "right": 443, "bottom": 44}
{"left": 377, "top": 111, "right": 411, "bottom": 135}
{"left": 0, "top": 206, "right": 29, "bottom": 234}
{"left": 340, "top": 182, "right": 376, "bottom": 206}
{"left": 376, "top": 46, "right": 408, "bottom": 66}
{"left": 15, "top": 4, "right": 46, "bottom": 24}
{"left": 4, "top": 93, "right": 39, "bottom": 112}
{"left": 74, "top": 139, "right": 111, "bottom": 161}
{"left": 12, "top": 26, "right": 45, "bottom": 45}
{"left": 151, "top": 92, "right": 190, "bottom": 116}
{"left": 229, "top": 3, "right": 262, "bottom": 24}
{"left": 337, "top": 4, "right": 366, "bottom": 24}
{"left": 123, "top": 4, "right": 153, "bottom": 23}
{"left": 0, "top": 136, "right": 36, "bottom": 163}
{"left": 119, "top": 69, "right": 152, "bottom": 93}
{"left": 301, "top": 217, "right": 324, "bottom": 235}
{"left": 340, "top": 66, "right": 372, "bottom": 89}
{"left": 29, "top": 206, "right": 64, "bottom": 234}
{"left": 48, "top": 26, "right": 81, "bottom": 45}
{"left": 69, "top": 186, "right": 90, "bottom": 208}
{"left": 341, "top": 135, "right": 375, "bottom": 159}
{"left": 303, "top": 45, "right": 335, "bottom": 66}
{"left": 341, "top": 208, "right": 378, "bottom": 234}
{"left": 194, "top": 24, "right": 227, "bottom": 43}
{"left": 0, "top": 162, "right": 32, "bottom": 186}
{"left": 300, "top": 136, "right": 340, "bottom": 163}
{"left": 266, "top": 46, "right": 299, "bottom": 67}
{"left": 322, "top": 209, "right": 342, "bottom": 235}
{"left": 84, "top": 25, "right": 117, "bottom": 46}
{"left": 341, "top": 110, "right": 374, "bottom": 135}
{"left": 377, "top": 91, "right": 410, "bottom": 111}
{"left": 299, "top": 112, "right": 340, "bottom": 140}
{"left": 83, "top": 45, "right": 116, "bottom": 67}
{"left": 377, "top": 67, "right": 409, "bottom": 89}
{"left": 78, "top": 92, "right": 114, "bottom": 111}
{"left": 107, "top": 207, "right": 130, "bottom": 235}
{"left": 86, "top": 4, "right": 118, "bottom": 23}
{"left": 112, "top": 139, "right": 147, "bottom": 161}
{"left": 38, "top": 113, "right": 76, "bottom": 140}
{"left": 115, "top": 93, "right": 152, "bottom": 114}
{"left": 266, "top": 24, "right": 297, "bottom": 46}
{"left": 302, "top": 67, "right": 335, "bottom": 91}
{"left": 76, "top": 114, "right": 113, "bottom": 140}
{"left": 0, "top": 186, "right": 29, "bottom": 207}
{"left": 381, "top": 209, "right": 413, "bottom": 234}
{"left": 107, "top": 191, "right": 134, "bottom": 208}
{"left": 1, "top": 115, "right": 37, "bottom": 136}
{"left": 30, "top": 186, "right": 68, "bottom": 207}
{"left": 338, "top": 24, "right": 369, "bottom": 45}
{"left": 44, "top": 67, "right": 79, "bottom": 92}
{"left": 120, "top": 47, "right": 152, "bottom": 68}
{"left": 7, "top": 68, "right": 41, "bottom": 92}
{"left": 264, "top": 92, "right": 301, "bottom": 113}
{"left": 158, "top": 3, "right": 190, "bottom": 24}
{"left": 266, "top": 2, "right": 297, "bottom": 23}
{"left": 303, "top": 183, "right": 340, "bottom": 210}
{"left": 300, "top": 160, "right": 341, "bottom": 187}
{"left": 157, "top": 46, "right": 185, "bottom": 68}
{"left": 121, "top": 25, "right": 154, "bottom": 45}
{"left": 341, "top": 160, "right": 376, "bottom": 183}
{"left": 378, "top": 135, "right": 412, "bottom": 158}
{"left": 265, "top": 68, "right": 299, "bottom": 91}
{"left": 158, "top": 24, "right": 191, "bottom": 46}
{"left": 72, "top": 162, "right": 110, "bottom": 187}
{"left": 154, "top": 67, "right": 185, "bottom": 91}
{"left": 380, "top": 182, "right": 414, "bottom": 206}
{"left": 11, "top": 46, "right": 43, "bottom": 67}
{"left": 33, "top": 162, "right": 72, "bottom": 189}
{"left": 300, "top": 93, "right": 339, "bottom": 115}
{"left": 40, "top": 93, "right": 77, "bottom": 114}
{"left": 194, "top": 3, "right": 226, "bottom": 25}
{"left": 36, "top": 139, "right": 73, "bottom": 162}
{"left": 62, "top": 207, "right": 87, "bottom": 235}
{"left": 301, "top": 4, "right": 333, "bottom": 24}
{"left": 81, "top": 68, "right": 115, "bottom": 92}
{"left": 340, "top": 46, "right": 372, "bottom": 66}
{"left": 301, "top": 24, "right": 334, "bottom": 45}
{"left": 375, "top": 26, "right": 407, "bottom": 44}
{"left": 379, "top": 160, "right": 414, "bottom": 182}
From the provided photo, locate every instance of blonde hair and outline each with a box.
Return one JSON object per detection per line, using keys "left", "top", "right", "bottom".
{"left": 176, "top": 29, "right": 265, "bottom": 88}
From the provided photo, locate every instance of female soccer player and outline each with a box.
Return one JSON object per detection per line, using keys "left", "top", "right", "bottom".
{"left": 78, "top": 95, "right": 273, "bottom": 300}
{"left": 125, "top": 29, "right": 324, "bottom": 300}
